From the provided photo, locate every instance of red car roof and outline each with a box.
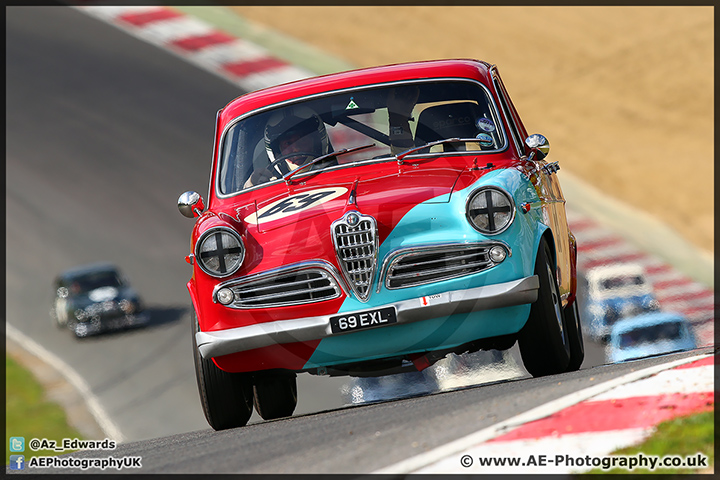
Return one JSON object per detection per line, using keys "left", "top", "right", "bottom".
{"left": 218, "top": 59, "right": 493, "bottom": 126}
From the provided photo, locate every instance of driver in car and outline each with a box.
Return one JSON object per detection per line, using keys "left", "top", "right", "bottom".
{"left": 387, "top": 85, "right": 419, "bottom": 154}
{"left": 244, "top": 106, "right": 330, "bottom": 188}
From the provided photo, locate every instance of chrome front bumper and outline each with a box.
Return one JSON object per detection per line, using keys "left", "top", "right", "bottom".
{"left": 196, "top": 275, "right": 539, "bottom": 359}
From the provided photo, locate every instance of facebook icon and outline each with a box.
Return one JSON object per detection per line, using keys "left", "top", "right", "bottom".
{"left": 9, "top": 455, "right": 25, "bottom": 470}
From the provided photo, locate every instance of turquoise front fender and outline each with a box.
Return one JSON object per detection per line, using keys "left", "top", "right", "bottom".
{"left": 305, "top": 168, "right": 553, "bottom": 369}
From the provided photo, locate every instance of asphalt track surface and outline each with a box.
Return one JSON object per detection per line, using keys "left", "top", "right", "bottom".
{"left": 6, "top": 6, "right": 709, "bottom": 474}
{"left": 7, "top": 6, "right": 352, "bottom": 441}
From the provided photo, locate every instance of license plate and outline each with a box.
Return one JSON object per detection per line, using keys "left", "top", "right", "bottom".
{"left": 330, "top": 306, "right": 397, "bottom": 334}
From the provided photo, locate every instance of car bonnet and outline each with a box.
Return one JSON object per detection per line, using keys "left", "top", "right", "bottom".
{"left": 240, "top": 160, "right": 467, "bottom": 232}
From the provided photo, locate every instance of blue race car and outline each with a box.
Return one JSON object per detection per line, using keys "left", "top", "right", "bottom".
{"left": 606, "top": 311, "right": 697, "bottom": 362}
{"left": 584, "top": 264, "right": 660, "bottom": 342}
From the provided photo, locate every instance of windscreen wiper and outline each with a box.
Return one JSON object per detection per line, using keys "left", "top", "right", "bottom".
{"left": 283, "top": 143, "right": 376, "bottom": 184}
{"left": 395, "top": 137, "right": 482, "bottom": 164}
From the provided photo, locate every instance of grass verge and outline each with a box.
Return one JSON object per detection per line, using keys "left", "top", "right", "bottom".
{"left": 589, "top": 410, "right": 714, "bottom": 474}
{"left": 5, "top": 355, "right": 84, "bottom": 465}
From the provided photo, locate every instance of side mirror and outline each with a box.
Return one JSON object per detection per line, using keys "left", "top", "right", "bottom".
{"left": 525, "top": 134, "right": 550, "bottom": 161}
{"left": 178, "top": 191, "right": 205, "bottom": 218}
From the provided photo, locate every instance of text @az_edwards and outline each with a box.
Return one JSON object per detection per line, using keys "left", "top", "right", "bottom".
{"left": 28, "top": 437, "right": 116, "bottom": 452}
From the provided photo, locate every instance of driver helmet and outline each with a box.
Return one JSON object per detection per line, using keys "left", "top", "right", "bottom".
{"left": 264, "top": 105, "right": 329, "bottom": 163}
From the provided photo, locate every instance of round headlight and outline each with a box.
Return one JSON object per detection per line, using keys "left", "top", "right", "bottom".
{"left": 466, "top": 187, "right": 515, "bottom": 235}
{"left": 196, "top": 227, "right": 245, "bottom": 278}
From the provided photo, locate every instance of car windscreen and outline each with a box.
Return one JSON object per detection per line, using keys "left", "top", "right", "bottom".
{"left": 600, "top": 275, "right": 645, "bottom": 291}
{"left": 618, "top": 321, "right": 683, "bottom": 348}
{"left": 69, "top": 271, "right": 123, "bottom": 294}
{"left": 217, "top": 79, "right": 504, "bottom": 195}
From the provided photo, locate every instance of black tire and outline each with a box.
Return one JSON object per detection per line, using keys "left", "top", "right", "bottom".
{"left": 191, "top": 310, "right": 253, "bottom": 430}
{"left": 518, "top": 239, "right": 571, "bottom": 377}
{"left": 563, "top": 299, "right": 585, "bottom": 372}
{"left": 252, "top": 371, "right": 298, "bottom": 421}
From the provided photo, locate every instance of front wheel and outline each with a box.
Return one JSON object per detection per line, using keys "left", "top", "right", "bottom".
{"left": 252, "top": 371, "right": 298, "bottom": 421}
{"left": 191, "top": 310, "right": 253, "bottom": 430}
{"left": 518, "top": 239, "right": 571, "bottom": 377}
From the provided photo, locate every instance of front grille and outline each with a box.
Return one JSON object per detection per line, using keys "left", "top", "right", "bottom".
{"left": 332, "top": 212, "right": 378, "bottom": 302}
{"left": 81, "top": 301, "right": 122, "bottom": 319}
{"left": 385, "top": 243, "right": 504, "bottom": 289}
{"left": 226, "top": 268, "right": 341, "bottom": 308}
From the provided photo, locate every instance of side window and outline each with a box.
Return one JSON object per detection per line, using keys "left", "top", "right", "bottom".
{"left": 492, "top": 74, "right": 524, "bottom": 157}
{"left": 218, "top": 116, "right": 267, "bottom": 194}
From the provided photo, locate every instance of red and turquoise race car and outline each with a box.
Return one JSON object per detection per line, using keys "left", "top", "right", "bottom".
{"left": 178, "top": 59, "right": 583, "bottom": 430}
